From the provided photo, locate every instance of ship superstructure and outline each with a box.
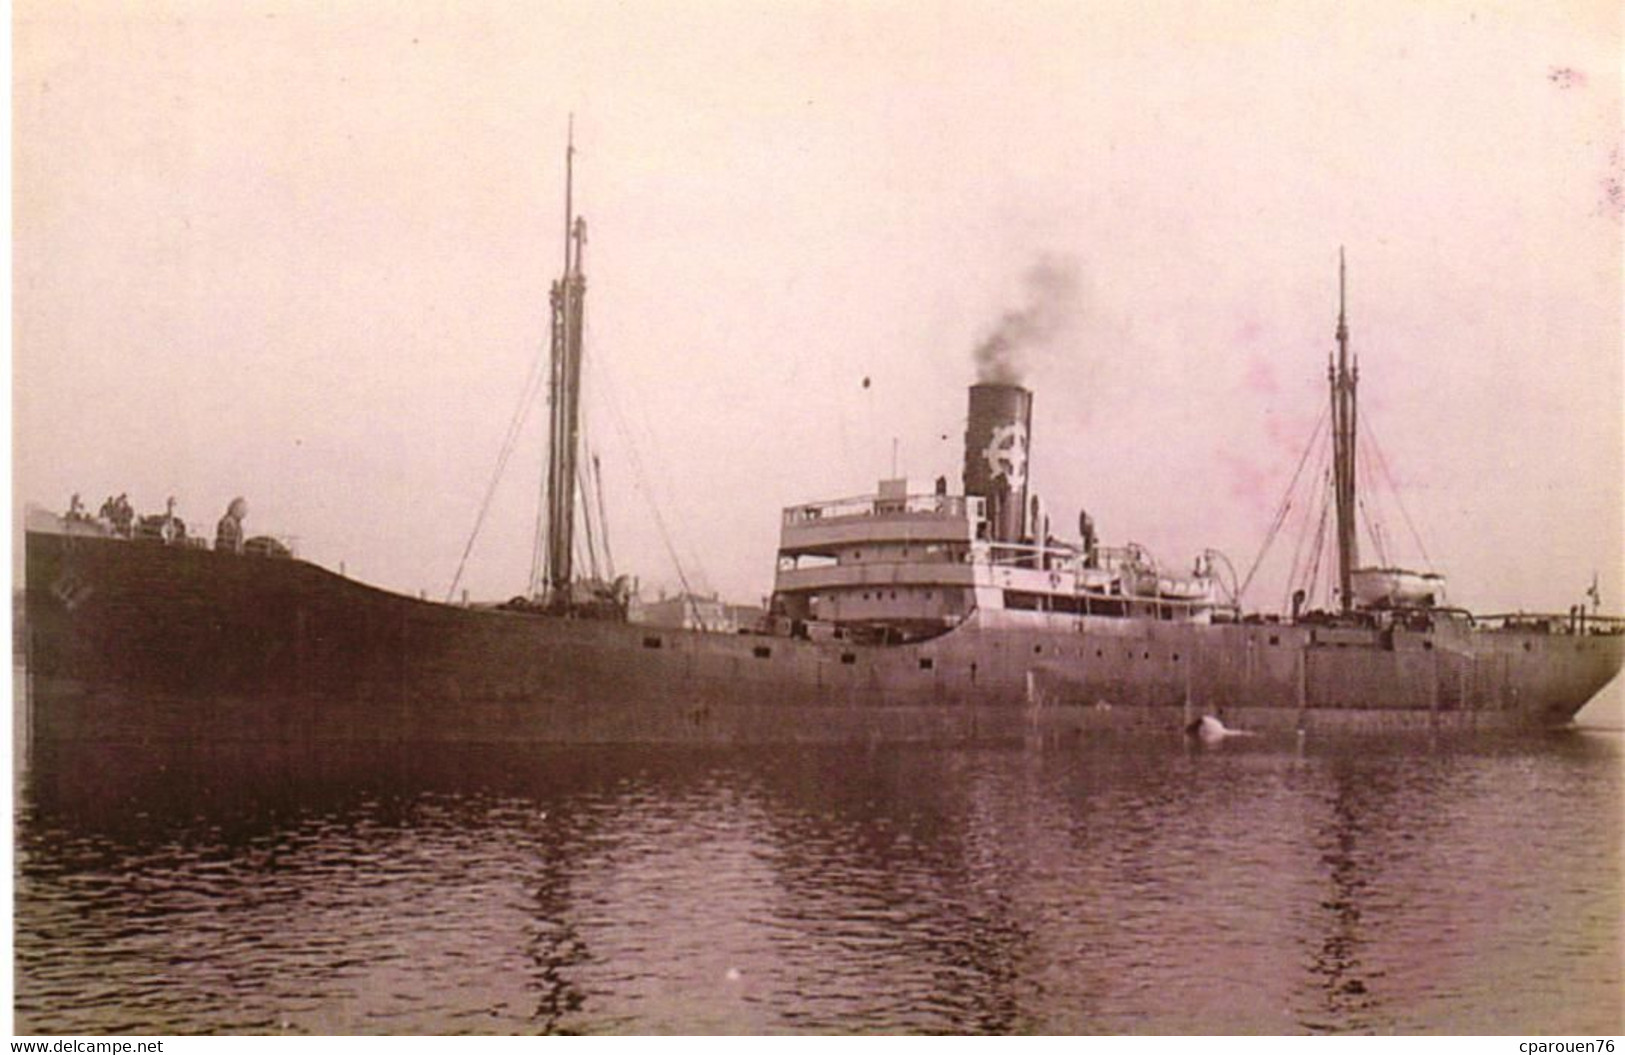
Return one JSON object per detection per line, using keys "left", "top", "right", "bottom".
{"left": 772, "top": 382, "right": 1221, "bottom": 647}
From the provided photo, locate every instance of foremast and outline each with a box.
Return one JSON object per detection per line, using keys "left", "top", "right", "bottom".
{"left": 533, "top": 127, "right": 589, "bottom": 605}
{"left": 1329, "top": 249, "right": 1359, "bottom": 615}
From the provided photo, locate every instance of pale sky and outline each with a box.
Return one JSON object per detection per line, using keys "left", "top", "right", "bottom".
{"left": 12, "top": 0, "right": 1622, "bottom": 626}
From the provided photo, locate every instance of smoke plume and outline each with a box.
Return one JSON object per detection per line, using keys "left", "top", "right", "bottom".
{"left": 973, "top": 254, "right": 1083, "bottom": 385}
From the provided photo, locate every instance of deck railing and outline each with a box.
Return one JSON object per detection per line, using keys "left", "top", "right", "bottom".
{"left": 782, "top": 493, "right": 980, "bottom": 525}
{"left": 1476, "top": 611, "right": 1625, "bottom": 635}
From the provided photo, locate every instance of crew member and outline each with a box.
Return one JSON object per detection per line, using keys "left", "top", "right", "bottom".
{"left": 216, "top": 497, "right": 248, "bottom": 555}
{"left": 159, "top": 496, "right": 185, "bottom": 544}
{"left": 112, "top": 494, "right": 134, "bottom": 537}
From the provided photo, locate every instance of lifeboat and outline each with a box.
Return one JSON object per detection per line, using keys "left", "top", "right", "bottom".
{"left": 1351, "top": 566, "right": 1445, "bottom": 609}
{"left": 1125, "top": 570, "right": 1213, "bottom": 603}
{"left": 1156, "top": 577, "right": 1215, "bottom": 603}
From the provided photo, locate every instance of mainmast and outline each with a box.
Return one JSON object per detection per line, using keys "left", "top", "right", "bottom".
{"left": 1329, "top": 248, "right": 1359, "bottom": 614}
{"left": 536, "top": 124, "right": 589, "bottom": 605}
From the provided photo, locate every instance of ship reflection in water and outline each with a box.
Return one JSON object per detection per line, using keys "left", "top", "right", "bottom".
{"left": 14, "top": 701, "right": 1623, "bottom": 1035}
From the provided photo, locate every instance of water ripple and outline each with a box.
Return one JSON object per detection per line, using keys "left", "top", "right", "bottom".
{"left": 14, "top": 730, "right": 1623, "bottom": 1034}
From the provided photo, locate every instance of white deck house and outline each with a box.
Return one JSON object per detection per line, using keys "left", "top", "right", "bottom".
{"left": 771, "top": 477, "right": 1220, "bottom": 643}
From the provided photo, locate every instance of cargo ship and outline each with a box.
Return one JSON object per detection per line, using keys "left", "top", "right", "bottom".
{"left": 21, "top": 157, "right": 1623, "bottom": 744}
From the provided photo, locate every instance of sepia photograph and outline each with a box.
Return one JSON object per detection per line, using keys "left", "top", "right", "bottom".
{"left": 9, "top": 0, "right": 1622, "bottom": 1037}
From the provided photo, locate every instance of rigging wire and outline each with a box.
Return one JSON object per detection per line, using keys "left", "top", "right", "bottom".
{"left": 1303, "top": 474, "right": 1334, "bottom": 608}
{"left": 1355, "top": 447, "right": 1390, "bottom": 568}
{"left": 1239, "top": 405, "right": 1330, "bottom": 602}
{"left": 1282, "top": 472, "right": 1314, "bottom": 610}
{"left": 446, "top": 341, "right": 550, "bottom": 602}
{"left": 572, "top": 358, "right": 598, "bottom": 583}
{"left": 529, "top": 411, "right": 549, "bottom": 596}
{"left": 578, "top": 335, "right": 601, "bottom": 584}
{"left": 529, "top": 332, "right": 562, "bottom": 598}
{"left": 575, "top": 457, "right": 602, "bottom": 582}
{"left": 589, "top": 328, "right": 711, "bottom": 629}
{"left": 591, "top": 453, "right": 616, "bottom": 580}
{"left": 1360, "top": 417, "right": 1435, "bottom": 571}
{"left": 1283, "top": 446, "right": 1331, "bottom": 612}
{"left": 574, "top": 349, "right": 617, "bottom": 583}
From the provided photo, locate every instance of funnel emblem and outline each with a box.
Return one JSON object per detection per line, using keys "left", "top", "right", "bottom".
{"left": 983, "top": 422, "right": 1028, "bottom": 490}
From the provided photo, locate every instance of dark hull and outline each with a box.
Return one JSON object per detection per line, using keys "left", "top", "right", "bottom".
{"left": 22, "top": 531, "right": 1624, "bottom": 744}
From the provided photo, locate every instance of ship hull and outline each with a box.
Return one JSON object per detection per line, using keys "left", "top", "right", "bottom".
{"left": 22, "top": 531, "right": 1624, "bottom": 744}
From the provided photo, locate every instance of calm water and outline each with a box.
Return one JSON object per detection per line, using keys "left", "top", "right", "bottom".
{"left": 13, "top": 715, "right": 1623, "bottom": 1034}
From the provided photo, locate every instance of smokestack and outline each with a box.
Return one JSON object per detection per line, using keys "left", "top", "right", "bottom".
{"left": 963, "top": 383, "right": 1033, "bottom": 543}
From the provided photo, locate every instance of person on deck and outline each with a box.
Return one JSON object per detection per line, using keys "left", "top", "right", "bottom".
{"left": 215, "top": 497, "right": 248, "bottom": 555}
{"left": 111, "top": 494, "right": 134, "bottom": 537}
